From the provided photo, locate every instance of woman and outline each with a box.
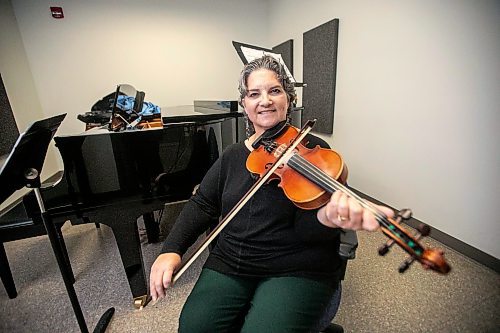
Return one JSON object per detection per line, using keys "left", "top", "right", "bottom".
{"left": 150, "top": 55, "right": 393, "bottom": 332}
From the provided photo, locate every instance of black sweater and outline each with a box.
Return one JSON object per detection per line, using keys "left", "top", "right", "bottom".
{"left": 162, "top": 135, "right": 344, "bottom": 284}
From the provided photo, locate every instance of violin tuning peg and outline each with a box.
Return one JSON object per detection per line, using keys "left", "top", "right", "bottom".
{"left": 378, "top": 244, "right": 390, "bottom": 256}
{"left": 378, "top": 239, "right": 395, "bottom": 256}
{"left": 397, "top": 209, "right": 413, "bottom": 221}
{"left": 417, "top": 223, "right": 431, "bottom": 237}
{"left": 398, "top": 257, "right": 415, "bottom": 273}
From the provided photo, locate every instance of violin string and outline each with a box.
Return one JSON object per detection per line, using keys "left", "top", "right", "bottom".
{"left": 273, "top": 135, "right": 434, "bottom": 263}
{"left": 289, "top": 154, "right": 390, "bottom": 226}
{"left": 291, "top": 154, "right": 431, "bottom": 252}
{"left": 290, "top": 153, "right": 431, "bottom": 258}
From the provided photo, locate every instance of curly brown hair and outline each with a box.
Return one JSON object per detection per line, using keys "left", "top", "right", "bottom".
{"left": 237, "top": 55, "right": 296, "bottom": 136}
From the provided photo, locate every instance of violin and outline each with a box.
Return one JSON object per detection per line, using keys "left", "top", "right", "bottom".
{"left": 247, "top": 119, "right": 450, "bottom": 274}
{"left": 171, "top": 119, "right": 449, "bottom": 284}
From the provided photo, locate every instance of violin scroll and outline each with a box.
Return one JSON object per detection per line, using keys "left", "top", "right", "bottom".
{"left": 378, "top": 209, "right": 450, "bottom": 274}
{"left": 421, "top": 249, "right": 451, "bottom": 274}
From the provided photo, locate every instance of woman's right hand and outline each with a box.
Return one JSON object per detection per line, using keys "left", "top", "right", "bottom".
{"left": 149, "top": 252, "right": 182, "bottom": 302}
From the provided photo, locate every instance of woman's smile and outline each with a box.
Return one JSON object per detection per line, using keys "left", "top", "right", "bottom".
{"left": 242, "top": 68, "right": 289, "bottom": 136}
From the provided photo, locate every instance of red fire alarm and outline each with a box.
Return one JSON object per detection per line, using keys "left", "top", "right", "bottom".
{"left": 50, "top": 7, "right": 64, "bottom": 19}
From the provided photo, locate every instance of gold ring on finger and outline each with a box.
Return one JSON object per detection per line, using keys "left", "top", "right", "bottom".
{"left": 337, "top": 215, "right": 348, "bottom": 222}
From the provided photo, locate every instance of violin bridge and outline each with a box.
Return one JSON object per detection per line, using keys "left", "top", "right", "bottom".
{"left": 274, "top": 143, "right": 287, "bottom": 157}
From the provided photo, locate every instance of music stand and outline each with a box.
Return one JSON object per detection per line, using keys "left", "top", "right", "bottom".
{"left": 232, "top": 40, "right": 305, "bottom": 87}
{"left": 108, "top": 84, "right": 146, "bottom": 131}
{"left": 0, "top": 114, "right": 114, "bottom": 333}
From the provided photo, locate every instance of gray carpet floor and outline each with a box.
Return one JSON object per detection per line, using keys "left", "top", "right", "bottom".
{"left": 0, "top": 211, "right": 499, "bottom": 332}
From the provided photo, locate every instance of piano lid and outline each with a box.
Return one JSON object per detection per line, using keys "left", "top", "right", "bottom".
{"left": 161, "top": 105, "right": 242, "bottom": 126}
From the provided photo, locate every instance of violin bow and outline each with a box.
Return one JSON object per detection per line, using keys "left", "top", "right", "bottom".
{"left": 171, "top": 120, "right": 316, "bottom": 283}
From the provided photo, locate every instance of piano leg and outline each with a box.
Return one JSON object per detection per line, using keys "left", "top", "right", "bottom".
{"left": 82, "top": 216, "right": 100, "bottom": 229}
{"left": 142, "top": 212, "right": 160, "bottom": 243}
{"left": 85, "top": 207, "right": 151, "bottom": 309}
{"left": 111, "top": 219, "right": 149, "bottom": 308}
{"left": 0, "top": 242, "right": 17, "bottom": 299}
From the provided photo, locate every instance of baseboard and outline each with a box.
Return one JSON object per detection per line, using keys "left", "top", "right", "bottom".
{"left": 403, "top": 218, "right": 499, "bottom": 274}
{"left": 351, "top": 187, "right": 500, "bottom": 274}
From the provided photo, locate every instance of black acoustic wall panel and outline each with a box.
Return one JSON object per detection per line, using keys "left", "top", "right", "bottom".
{"left": 272, "top": 39, "right": 294, "bottom": 76}
{"left": 302, "top": 19, "right": 339, "bottom": 134}
{"left": 0, "top": 74, "right": 20, "bottom": 156}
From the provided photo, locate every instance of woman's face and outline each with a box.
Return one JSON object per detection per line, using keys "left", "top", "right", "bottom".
{"left": 242, "top": 69, "right": 289, "bottom": 137}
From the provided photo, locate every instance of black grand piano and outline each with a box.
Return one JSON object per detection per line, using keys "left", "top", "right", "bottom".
{"left": 1, "top": 101, "right": 244, "bottom": 308}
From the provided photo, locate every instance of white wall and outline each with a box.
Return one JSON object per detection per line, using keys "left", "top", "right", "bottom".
{"left": 269, "top": 0, "right": 500, "bottom": 259}
{"left": 9, "top": 0, "right": 269, "bottom": 137}
{"left": 1, "top": 0, "right": 268, "bottom": 207}
{"left": 0, "top": 0, "right": 60, "bottom": 208}
{"left": 2, "top": 0, "right": 499, "bottom": 259}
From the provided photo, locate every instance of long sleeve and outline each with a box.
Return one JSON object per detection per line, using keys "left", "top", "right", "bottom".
{"left": 161, "top": 153, "right": 223, "bottom": 255}
{"left": 293, "top": 208, "right": 341, "bottom": 243}
{"left": 162, "top": 138, "right": 345, "bottom": 283}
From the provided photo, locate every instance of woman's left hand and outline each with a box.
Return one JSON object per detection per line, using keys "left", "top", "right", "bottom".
{"left": 317, "top": 190, "right": 394, "bottom": 231}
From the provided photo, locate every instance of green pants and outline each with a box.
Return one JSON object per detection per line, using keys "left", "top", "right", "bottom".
{"left": 179, "top": 268, "right": 336, "bottom": 333}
